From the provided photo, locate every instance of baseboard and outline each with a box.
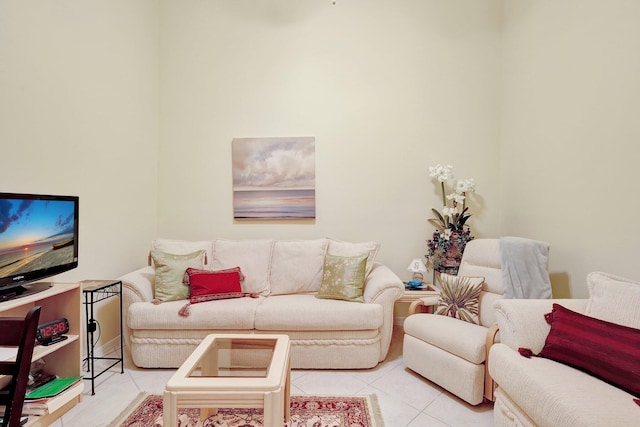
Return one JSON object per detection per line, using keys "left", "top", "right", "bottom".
{"left": 83, "top": 335, "right": 122, "bottom": 358}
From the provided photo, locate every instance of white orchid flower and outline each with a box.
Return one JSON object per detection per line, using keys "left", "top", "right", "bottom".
{"left": 429, "top": 164, "right": 453, "bottom": 183}
{"left": 442, "top": 207, "right": 458, "bottom": 217}
{"left": 447, "top": 193, "right": 465, "bottom": 204}
{"left": 456, "top": 178, "right": 476, "bottom": 194}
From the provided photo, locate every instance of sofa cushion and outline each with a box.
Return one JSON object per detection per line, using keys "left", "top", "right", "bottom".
{"left": 403, "top": 313, "right": 488, "bottom": 364}
{"left": 434, "top": 274, "right": 483, "bottom": 324}
{"left": 150, "top": 250, "right": 205, "bottom": 302}
{"left": 316, "top": 253, "right": 368, "bottom": 303}
{"left": 128, "top": 297, "right": 261, "bottom": 330}
{"left": 490, "top": 343, "right": 639, "bottom": 427}
{"left": 327, "top": 238, "right": 380, "bottom": 276}
{"left": 586, "top": 271, "right": 640, "bottom": 329}
{"left": 211, "top": 239, "right": 273, "bottom": 296}
{"left": 535, "top": 303, "right": 640, "bottom": 397}
{"left": 254, "top": 294, "right": 383, "bottom": 331}
{"left": 151, "top": 238, "right": 213, "bottom": 267}
{"left": 269, "top": 239, "right": 328, "bottom": 295}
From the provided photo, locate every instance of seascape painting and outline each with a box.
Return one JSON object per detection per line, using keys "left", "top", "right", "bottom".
{"left": 232, "top": 137, "right": 316, "bottom": 220}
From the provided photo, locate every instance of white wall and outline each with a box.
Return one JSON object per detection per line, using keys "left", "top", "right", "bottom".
{"left": 501, "top": 1, "right": 640, "bottom": 297}
{"left": 158, "top": 0, "right": 503, "bottom": 280}
{"left": 3, "top": 0, "right": 637, "bottom": 305}
{"left": 0, "top": 1, "right": 160, "bottom": 281}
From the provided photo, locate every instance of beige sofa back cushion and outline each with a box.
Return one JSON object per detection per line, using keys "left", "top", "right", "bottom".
{"left": 211, "top": 239, "right": 273, "bottom": 296}
{"left": 327, "top": 238, "right": 380, "bottom": 276}
{"left": 269, "top": 239, "right": 328, "bottom": 295}
{"left": 586, "top": 271, "right": 640, "bottom": 329}
{"left": 458, "top": 239, "right": 503, "bottom": 327}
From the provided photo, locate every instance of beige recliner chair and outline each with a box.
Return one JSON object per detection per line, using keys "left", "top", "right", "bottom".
{"left": 403, "top": 238, "right": 549, "bottom": 405}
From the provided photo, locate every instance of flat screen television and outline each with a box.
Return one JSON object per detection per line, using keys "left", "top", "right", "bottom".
{"left": 0, "top": 192, "right": 79, "bottom": 302}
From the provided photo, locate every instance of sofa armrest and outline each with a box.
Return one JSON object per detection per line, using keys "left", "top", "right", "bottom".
{"left": 484, "top": 323, "right": 500, "bottom": 401}
{"left": 363, "top": 263, "right": 404, "bottom": 361}
{"left": 120, "top": 266, "right": 155, "bottom": 303}
{"left": 363, "top": 263, "right": 404, "bottom": 304}
{"left": 494, "top": 298, "right": 588, "bottom": 353}
{"left": 118, "top": 266, "right": 155, "bottom": 347}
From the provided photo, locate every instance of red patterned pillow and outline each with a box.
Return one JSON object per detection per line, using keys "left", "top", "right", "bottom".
{"left": 183, "top": 267, "right": 245, "bottom": 303}
{"left": 178, "top": 267, "right": 248, "bottom": 317}
{"left": 534, "top": 303, "right": 640, "bottom": 398}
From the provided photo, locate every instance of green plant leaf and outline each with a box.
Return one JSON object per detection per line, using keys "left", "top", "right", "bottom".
{"left": 428, "top": 219, "right": 445, "bottom": 231}
{"left": 431, "top": 208, "right": 445, "bottom": 223}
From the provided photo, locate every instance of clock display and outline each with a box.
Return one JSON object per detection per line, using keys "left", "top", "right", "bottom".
{"left": 36, "top": 318, "right": 70, "bottom": 345}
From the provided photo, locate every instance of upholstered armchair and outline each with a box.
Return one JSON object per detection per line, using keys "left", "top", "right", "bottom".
{"left": 402, "top": 238, "right": 550, "bottom": 405}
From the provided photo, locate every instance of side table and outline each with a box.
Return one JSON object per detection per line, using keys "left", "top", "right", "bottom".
{"left": 80, "top": 280, "right": 124, "bottom": 395}
{"left": 399, "top": 283, "right": 440, "bottom": 315}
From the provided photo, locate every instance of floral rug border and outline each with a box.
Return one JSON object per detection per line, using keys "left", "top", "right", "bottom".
{"left": 108, "top": 392, "right": 384, "bottom": 427}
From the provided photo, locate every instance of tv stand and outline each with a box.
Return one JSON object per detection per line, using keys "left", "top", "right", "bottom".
{"left": 0, "top": 283, "right": 83, "bottom": 426}
{"left": 0, "top": 282, "right": 52, "bottom": 303}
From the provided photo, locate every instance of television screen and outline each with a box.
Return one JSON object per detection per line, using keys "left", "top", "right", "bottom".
{"left": 0, "top": 193, "right": 78, "bottom": 299}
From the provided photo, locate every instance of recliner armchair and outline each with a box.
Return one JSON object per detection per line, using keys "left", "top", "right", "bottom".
{"left": 402, "top": 238, "right": 549, "bottom": 405}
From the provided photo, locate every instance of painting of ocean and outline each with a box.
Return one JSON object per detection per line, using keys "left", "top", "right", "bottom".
{"left": 234, "top": 189, "right": 315, "bottom": 219}
{"left": 232, "top": 137, "right": 316, "bottom": 220}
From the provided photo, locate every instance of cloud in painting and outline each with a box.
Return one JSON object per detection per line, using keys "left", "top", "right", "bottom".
{"left": 0, "top": 200, "right": 33, "bottom": 234}
{"left": 232, "top": 137, "right": 315, "bottom": 190}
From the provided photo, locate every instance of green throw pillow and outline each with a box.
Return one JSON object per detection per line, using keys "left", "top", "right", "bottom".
{"left": 434, "top": 273, "right": 484, "bottom": 324}
{"left": 316, "top": 253, "right": 369, "bottom": 303}
{"left": 151, "top": 249, "right": 205, "bottom": 302}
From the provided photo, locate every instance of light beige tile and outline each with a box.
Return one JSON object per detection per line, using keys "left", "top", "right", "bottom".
{"left": 369, "top": 363, "right": 442, "bottom": 411}
{"left": 293, "top": 370, "right": 369, "bottom": 395}
{"left": 407, "top": 411, "right": 452, "bottom": 427}
{"left": 358, "top": 385, "right": 422, "bottom": 427}
{"left": 423, "top": 392, "right": 494, "bottom": 427}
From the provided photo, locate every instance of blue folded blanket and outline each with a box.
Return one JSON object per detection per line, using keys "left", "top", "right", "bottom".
{"left": 500, "top": 236, "right": 551, "bottom": 299}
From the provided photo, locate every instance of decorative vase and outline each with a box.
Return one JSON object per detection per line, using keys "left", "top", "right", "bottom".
{"left": 427, "top": 228, "right": 473, "bottom": 277}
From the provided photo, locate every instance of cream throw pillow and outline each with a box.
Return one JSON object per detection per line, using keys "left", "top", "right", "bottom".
{"left": 434, "top": 273, "right": 484, "bottom": 324}
{"left": 316, "top": 253, "right": 369, "bottom": 303}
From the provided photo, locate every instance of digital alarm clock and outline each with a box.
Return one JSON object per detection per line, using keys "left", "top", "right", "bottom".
{"left": 36, "top": 318, "right": 70, "bottom": 346}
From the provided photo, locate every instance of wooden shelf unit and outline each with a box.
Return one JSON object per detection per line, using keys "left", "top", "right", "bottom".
{"left": 0, "top": 282, "right": 83, "bottom": 426}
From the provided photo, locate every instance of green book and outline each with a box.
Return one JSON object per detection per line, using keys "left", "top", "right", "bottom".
{"left": 24, "top": 376, "right": 82, "bottom": 400}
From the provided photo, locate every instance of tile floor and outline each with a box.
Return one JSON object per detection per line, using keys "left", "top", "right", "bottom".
{"left": 56, "top": 326, "right": 494, "bottom": 426}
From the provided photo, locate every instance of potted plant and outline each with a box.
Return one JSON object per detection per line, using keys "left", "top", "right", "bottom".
{"left": 426, "top": 164, "right": 477, "bottom": 274}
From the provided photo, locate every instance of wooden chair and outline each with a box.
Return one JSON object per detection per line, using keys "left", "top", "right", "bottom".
{"left": 0, "top": 307, "right": 41, "bottom": 427}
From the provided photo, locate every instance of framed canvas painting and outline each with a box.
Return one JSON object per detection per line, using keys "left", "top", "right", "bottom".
{"left": 232, "top": 137, "right": 315, "bottom": 220}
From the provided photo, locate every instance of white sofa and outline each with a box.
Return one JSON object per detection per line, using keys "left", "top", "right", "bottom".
{"left": 120, "top": 238, "right": 404, "bottom": 369}
{"left": 489, "top": 272, "right": 640, "bottom": 427}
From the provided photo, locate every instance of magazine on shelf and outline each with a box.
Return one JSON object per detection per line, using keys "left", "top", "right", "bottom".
{"left": 24, "top": 376, "right": 82, "bottom": 400}
{"left": 19, "top": 376, "right": 84, "bottom": 415}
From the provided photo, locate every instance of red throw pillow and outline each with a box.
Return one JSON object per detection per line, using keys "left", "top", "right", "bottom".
{"left": 183, "top": 267, "right": 244, "bottom": 303}
{"left": 535, "top": 303, "right": 640, "bottom": 398}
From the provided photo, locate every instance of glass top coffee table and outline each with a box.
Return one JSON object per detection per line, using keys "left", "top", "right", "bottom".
{"left": 163, "top": 334, "right": 291, "bottom": 427}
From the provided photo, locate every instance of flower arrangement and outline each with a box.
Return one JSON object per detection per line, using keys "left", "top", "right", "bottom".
{"left": 425, "top": 164, "right": 477, "bottom": 272}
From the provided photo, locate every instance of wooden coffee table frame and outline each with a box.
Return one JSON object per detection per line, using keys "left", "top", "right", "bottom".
{"left": 163, "top": 334, "right": 291, "bottom": 427}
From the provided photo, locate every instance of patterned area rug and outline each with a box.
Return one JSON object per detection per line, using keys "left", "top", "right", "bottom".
{"left": 108, "top": 393, "right": 384, "bottom": 427}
